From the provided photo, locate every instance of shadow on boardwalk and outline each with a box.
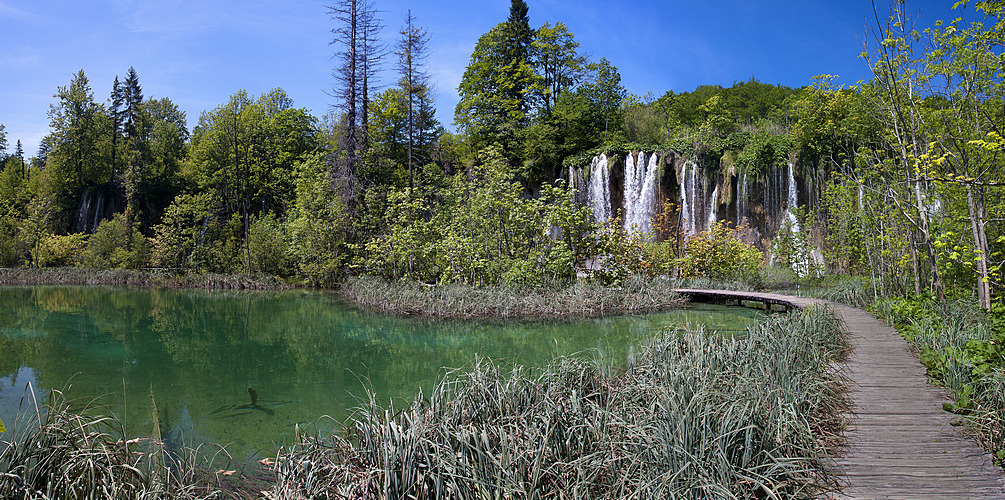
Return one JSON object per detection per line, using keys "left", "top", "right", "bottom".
{"left": 675, "top": 289, "right": 1005, "bottom": 500}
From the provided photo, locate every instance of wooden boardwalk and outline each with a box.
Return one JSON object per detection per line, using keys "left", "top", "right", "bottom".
{"left": 675, "top": 289, "right": 1005, "bottom": 499}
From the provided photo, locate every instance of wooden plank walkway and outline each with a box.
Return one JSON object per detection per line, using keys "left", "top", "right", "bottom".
{"left": 675, "top": 289, "right": 1005, "bottom": 499}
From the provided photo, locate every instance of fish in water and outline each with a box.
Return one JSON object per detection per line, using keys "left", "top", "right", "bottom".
{"left": 210, "top": 387, "right": 289, "bottom": 418}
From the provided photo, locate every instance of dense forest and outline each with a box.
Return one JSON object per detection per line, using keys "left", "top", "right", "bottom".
{"left": 0, "top": 0, "right": 1002, "bottom": 308}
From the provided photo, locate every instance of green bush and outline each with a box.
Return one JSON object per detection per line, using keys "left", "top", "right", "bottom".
{"left": 36, "top": 233, "right": 88, "bottom": 267}
{"left": 0, "top": 202, "right": 23, "bottom": 266}
{"left": 150, "top": 193, "right": 212, "bottom": 270}
{"left": 79, "top": 212, "right": 151, "bottom": 269}
{"left": 249, "top": 212, "right": 290, "bottom": 276}
{"left": 678, "top": 221, "right": 764, "bottom": 284}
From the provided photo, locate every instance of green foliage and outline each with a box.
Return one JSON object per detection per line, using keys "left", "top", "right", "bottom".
{"left": 678, "top": 221, "right": 764, "bottom": 284}
{"left": 79, "top": 212, "right": 151, "bottom": 269}
{"left": 286, "top": 153, "right": 350, "bottom": 287}
{"left": 587, "top": 217, "right": 648, "bottom": 285}
{"left": 455, "top": 24, "right": 537, "bottom": 159}
{"left": 248, "top": 212, "right": 290, "bottom": 276}
{"left": 0, "top": 200, "right": 24, "bottom": 267}
{"left": 360, "top": 146, "right": 594, "bottom": 286}
{"left": 790, "top": 76, "right": 878, "bottom": 169}
{"left": 190, "top": 88, "right": 318, "bottom": 219}
{"left": 150, "top": 193, "right": 211, "bottom": 270}
{"left": 36, "top": 233, "right": 88, "bottom": 268}
{"left": 736, "top": 131, "right": 791, "bottom": 176}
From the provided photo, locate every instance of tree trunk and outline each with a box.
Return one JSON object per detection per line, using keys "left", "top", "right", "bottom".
{"left": 912, "top": 178, "right": 945, "bottom": 303}
{"left": 965, "top": 183, "right": 991, "bottom": 309}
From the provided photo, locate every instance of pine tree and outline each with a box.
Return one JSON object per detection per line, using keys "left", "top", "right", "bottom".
{"left": 15, "top": 140, "right": 25, "bottom": 179}
{"left": 502, "top": 0, "right": 532, "bottom": 118}
{"left": 121, "top": 67, "right": 145, "bottom": 222}
{"left": 109, "top": 76, "right": 124, "bottom": 177}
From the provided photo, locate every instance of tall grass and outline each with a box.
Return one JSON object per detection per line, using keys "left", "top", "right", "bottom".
{"left": 0, "top": 386, "right": 262, "bottom": 499}
{"left": 267, "top": 305, "right": 849, "bottom": 499}
{"left": 341, "top": 274, "right": 687, "bottom": 320}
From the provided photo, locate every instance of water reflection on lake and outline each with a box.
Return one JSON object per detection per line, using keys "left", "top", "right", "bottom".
{"left": 0, "top": 285, "right": 765, "bottom": 458}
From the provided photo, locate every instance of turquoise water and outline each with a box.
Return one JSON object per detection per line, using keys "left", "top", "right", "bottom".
{"left": 0, "top": 286, "right": 765, "bottom": 459}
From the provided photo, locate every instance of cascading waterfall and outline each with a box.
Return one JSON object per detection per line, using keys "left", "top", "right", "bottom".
{"left": 92, "top": 189, "right": 105, "bottom": 231}
{"left": 784, "top": 161, "right": 800, "bottom": 232}
{"left": 679, "top": 161, "right": 702, "bottom": 235}
{"left": 568, "top": 166, "right": 588, "bottom": 207}
{"left": 622, "top": 152, "right": 659, "bottom": 234}
{"left": 588, "top": 154, "right": 612, "bottom": 225}
{"left": 75, "top": 188, "right": 93, "bottom": 233}
{"left": 737, "top": 173, "right": 748, "bottom": 227}
{"left": 779, "top": 161, "right": 815, "bottom": 277}
{"left": 707, "top": 184, "right": 718, "bottom": 229}
{"left": 680, "top": 163, "right": 691, "bottom": 235}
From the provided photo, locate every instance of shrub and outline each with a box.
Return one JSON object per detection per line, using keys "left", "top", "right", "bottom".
{"left": 358, "top": 146, "right": 595, "bottom": 287}
{"left": 678, "top": 221, "right": 764, "bottom": 284}
{"left": 150, "top": 193, "right": 212, "bottom": 270}
{"left": 36, "top": 233, "right": 88, "bottom": 268}
{"left": 249, "top": 212, "right": 290, "bottom": 276}
{"left": 78, "top": 212, "right": 151, "bottom": 269}
{"left": 286, "top": 153, "right": 350, "bottom": 287}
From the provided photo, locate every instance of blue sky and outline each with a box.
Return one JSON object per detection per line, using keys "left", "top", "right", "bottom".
{"left": 1, "top": 0, "right": 966, "bottom": 157}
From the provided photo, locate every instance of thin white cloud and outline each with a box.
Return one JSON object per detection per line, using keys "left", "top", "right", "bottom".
{"left": 0, "top": 2, "right": 42, "bottom": 21}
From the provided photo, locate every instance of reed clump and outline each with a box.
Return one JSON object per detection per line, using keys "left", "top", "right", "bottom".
{"left": 0, "top": 267, "right": 292, "bottom": 290}
{"left": 0, "top": 387, "right": 261, "bottom": 499}
{"left": 268, "top": 305, "right": 849, "bottom": 499}
{"left": 341, "top": 274, "right": 687, "bottom": 320}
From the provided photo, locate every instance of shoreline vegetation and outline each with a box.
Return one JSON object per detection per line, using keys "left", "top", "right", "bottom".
{"left": 340, "top": 274, "right": 691, "bottom": 320}
{"left": 1, "top": 305, "right": 849, "bottom": 499}
{"left": 0, "top": 267, "right": 293, "bottom": 290}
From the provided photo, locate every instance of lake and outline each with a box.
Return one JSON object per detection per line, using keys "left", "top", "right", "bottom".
{"left": 0, "top": 285, "right": 765, "bottom": 459}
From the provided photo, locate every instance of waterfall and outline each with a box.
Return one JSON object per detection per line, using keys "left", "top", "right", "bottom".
{"left": 781, "top": 161, "right": 811, "bottom": 277}
{"left": 623, "top": 152, "right": 659, "bottom": 234}
{"left": 737, "top": 173, "right": 748, "bottom": 227}
{"left": 588, "top": 154, "right": 611, "bottom": 225}
{"left": 785, "top": 161, "right": 799, "bottom": 231}
{"left": 569, "top": 166, "right": 589, "bottom": 207}
{"left": 680, "top": 163, "right": 690, "bottom": 235}
{"left": 75, "top": 188, "right": 93, "bottom": 233}
{"left": 707, "top": 184, "right": 718, "bottom": 229}
{"left": 92, "top": 189, "right": 105, "bottom": 231}
{"left": 679, "top": 161, "right": 701, "bottom": 235}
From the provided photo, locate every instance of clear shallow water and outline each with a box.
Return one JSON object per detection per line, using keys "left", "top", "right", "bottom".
{"left": 0, "top": 286, "right": 765, "bottom": 459}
